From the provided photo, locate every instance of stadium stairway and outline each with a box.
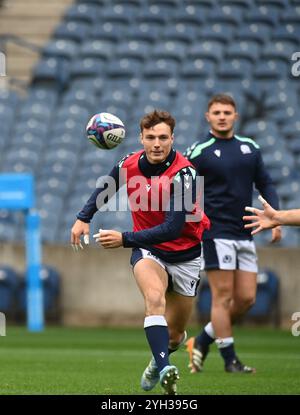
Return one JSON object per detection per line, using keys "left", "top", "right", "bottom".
{"left": 0, "top": 0, "right": 74, "bottom": 88}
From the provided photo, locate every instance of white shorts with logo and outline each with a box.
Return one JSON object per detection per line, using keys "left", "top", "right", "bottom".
{"left": 131, "top": 248, "right": 202, "bottom": 297}
{"left": 202, "top": 239, "right": 258, "bottom": 272}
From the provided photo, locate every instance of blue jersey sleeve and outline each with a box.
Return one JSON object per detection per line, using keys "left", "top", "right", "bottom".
{"left": 122, "top": 167, "right": 198, "bottom": 247}
{"left": 254, "top": 151, "right": 280, "bottom": 209}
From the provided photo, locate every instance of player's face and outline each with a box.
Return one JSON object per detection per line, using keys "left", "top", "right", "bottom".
{"left": 205, "top": 103, "right": 238, "bottom": 138}
{"left": 140, "top": 122, "right": 174, "bottom": 164}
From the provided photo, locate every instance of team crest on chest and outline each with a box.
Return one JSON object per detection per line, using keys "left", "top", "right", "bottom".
{"left": 240, "top": 144, "right": 251, "bottom": 154}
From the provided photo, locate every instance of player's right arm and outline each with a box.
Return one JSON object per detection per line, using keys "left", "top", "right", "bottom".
{"left": 70, "top": 160, "right": 124, "bottom": 248}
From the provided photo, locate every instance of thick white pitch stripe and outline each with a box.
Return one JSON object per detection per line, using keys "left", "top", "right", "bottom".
{"left": 144, "top": 315, "right": 168, "bottom": 328}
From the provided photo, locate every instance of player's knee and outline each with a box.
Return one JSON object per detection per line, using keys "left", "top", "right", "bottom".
{"left": 144, "top": 289, "right": 166, "bottom": 314}
{"left": 212, "top": 291, "right": 232, "bottom": 310}
{"left": 235, "top": 294, "right": 256, "bottom": 312}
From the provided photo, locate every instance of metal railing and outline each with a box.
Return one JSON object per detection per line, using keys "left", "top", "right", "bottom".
{"left": 0, "top": 33, "right": 41, "bottom": 90}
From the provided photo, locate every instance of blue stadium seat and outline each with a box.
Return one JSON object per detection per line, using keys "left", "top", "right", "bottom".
{"left": 26, "top": 86, "right": 58, "bottom": 106}
{"left": 144, "top": 59, "right": 179, "bottom": 78}
{"left": 280, "top": 8, "right": 300, "bottom": 24}
{"left": 255, "top": 0, "right": 289, "bottom": 8}
{"left": 246, "top": 269, "right": 280, "bottom": 326}
{"left": 281, "top": 119, "right": 300, "bottom": 136}
{"left": 109, "top": 0, "right": 141, "bottom": 5}
{"left": 106, "top": 58, "right": 142, "bottom": 78}
{"left": 185, "top": 0, "right": 215, "bottom": 8}
{"left": 4, "top": 148, "right": 40, "bottom": 169}
{"left": 236, "top": 23, "right": 272, "bottom": 43}
{"left": 148, "top": 0, "right": 179, "bottom": 5}
{"left": 44, "top": 148, "right": 78, "bottom": 168}
{"left": 0, "top": 88, "right": 20, "bottom": 107}
{"left": 226, "top": 41, "right": 260, "bottom": 62}
{"left": 254, "top": 59, "right": 288, "bottom": 79}
{"left": 245, "top": 9, "right": 278, "bottom": 27}
{"left": 187, "top": 41, "right": 223, "bottom": 62}
{"left": 173, "top": 4, "right": 206, "bottom": 25}
{"left": 61, "top": 88, "right": 97, "bottom": 109}
{"left": 271, "top": 24, "right": 300, "bottom": 44}
{"left": 284, "top": 195, "right": 300, "bottom": 210}
{"left": 116, "top": 40, "right": 151, "bottom": 60}
{"left": 255, "top": 131, "right": 285, "bottom": 151}
{"left": 43, "top": 39, "right": 78, "bottom": 60}
{"left": 75, "top": 0, "right": 106, "bottom": 4}
{"left": 18, "top": 102, "right": 52, "bottom": 123}
{"left": 162, "top": 23, "right": 200, "bottom": 44}
{"left": 40, "top": 159, "right": 78, "bottom": 181}
{"left": 243, "top": 119, "right": 278, "bottom": 138}
{"left": 264, "top": 89, "right": 297, "bottom": 111}
{"left": 148, "top": 2, "right": 177, "bottom": 20}
{"left": 206, "top": 7, "right": 243, "bottom": 27}
{"left": 8, "top": 132, "right": 43, "bottom": 154}
{"left": 54, "top": 20, "right": 90, "bottom": 43}
{"left": 54, "top": 103, "right": 90, "bottom": 123}
{"left": 79, "top": 40, "right": 115, "bottom": 60}
{"left": 151, "top": 41, "right": 186, "bottom": 61}
{"left": 263, "top": 151, "right": 294, "bottom": 173}
{"left": 287, "top": 136, "right": 300, "bottom": 154}
{"left": 267, "top": 165, "right": 293, "bottom": 185}
{"left": 0, "top": 266, "right": 19, "bottom": 314}
{"left": 32, "top": 58, "right": 70, "bottom": 88}
{"left": 64, "top": 3, "right": 100, "bottom": 24}
{"left": 126, "top": 21, "right": 163, "bottom": 42}
{"left": 17, "top": 265, "right": 61, "bottom": 317}
{"left": 137, "top": 8, "right": 169, "bottom": 24}
{"left": 0, "top": 105, "right": 14, "bottom": 135}
{"left": 217, "top": 58, "right": 253, "bottom": 79}
{"left": 69, "top": 76, "right": 106, "bottom": 95}
{"left": 50, "top": 119, "right": 85, "bottom": 138}
{"left": 90, "top": 21, "right": 128, "bottom": 41}
{"left": 36, "top": 177, "right": 71, "bottom": 198}
{"left": 261, "top": 40, "right": 296, "bottom": 61}
{"left": 276, "top": 179, "right": 300, "bottom": 200}
{"left": 180, "top": 59, "right": 216, "bottom": 78}
{"left": 199, "top": 23, "right": 235, "bottom": 43}
{"left": 137, "top": 89, "right": 170, "bottom": 108}
{"left": 267, "top": 105, "right": 299, "bottom": 124}
{"left": 100, "top": 94, "right": 133, "bottom": 114}
{"left": 219, "top": 0, "right": 252, "bottom": 9}
{"left": 102, "top": 2, "right": 140, "bottom": 20}
{"left": 70, "top": 57, "right": 106, "bottom": 79}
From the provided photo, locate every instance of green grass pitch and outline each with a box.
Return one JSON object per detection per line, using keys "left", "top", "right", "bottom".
{"left": 0, "top": 326, "right": 299, "bottom": 395}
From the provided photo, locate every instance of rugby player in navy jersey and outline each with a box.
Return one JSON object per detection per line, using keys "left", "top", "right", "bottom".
{"left": 71, "top": 110, "right": 210, "bottom": 395}
{"left": 184, "top": 94, "right": 281, "bottom": 374}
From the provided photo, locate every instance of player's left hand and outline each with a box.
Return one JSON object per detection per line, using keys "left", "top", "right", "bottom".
{"left": 271, "top": 226, "right": 281, "bottom": 243}
{"left": 93, "top": 229, "right": 123, "bottom": 248}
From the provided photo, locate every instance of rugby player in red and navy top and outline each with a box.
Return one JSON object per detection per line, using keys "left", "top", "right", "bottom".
{"left": 184, "top": 94, "right": 281, "bottom": 374}
{"left": 71, "top": 110, "right": 210, "bottom": 395}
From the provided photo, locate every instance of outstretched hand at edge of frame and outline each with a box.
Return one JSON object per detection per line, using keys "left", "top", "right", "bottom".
{"left": 243, "top": 195, "right": 280, "bottom": 235}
